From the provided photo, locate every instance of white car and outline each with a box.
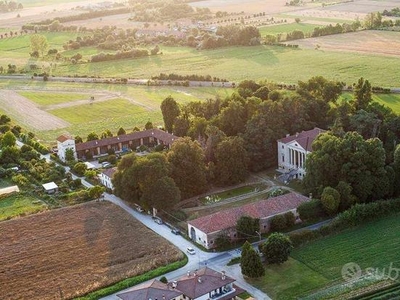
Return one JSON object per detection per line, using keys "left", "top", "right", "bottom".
{"left": 186, "top": 247, "right": 196, "bottom": 255}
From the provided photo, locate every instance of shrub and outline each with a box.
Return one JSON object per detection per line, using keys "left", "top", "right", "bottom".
{"left": 297, "top": 199, "right": 326, "bottom": 222}
{"left": 270, "top": 214, "right": 287, "bottom": 232}
{"left": 159, "top": 276, "right": 168, "bottom": 284}
{"left": 284, "top": 211, "right": 296, "bottom": 228}
{"left": 288, "top": 229, "right": 321, "bottom": 247}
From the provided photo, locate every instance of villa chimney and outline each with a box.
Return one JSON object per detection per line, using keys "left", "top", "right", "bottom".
{"left": 172, "top": 281, "right": 177, "bottom": 288}
{"left": 198, "top": 276, "right": 202, "bottom": 283}
{"left": 295, "top": 132, "right": 299, "bottom": 137}
{"left": 286, "top": 133, "right": 290, "bottom": 137}
{"left": 187, "top": 271, "right": 190, "bottom": 277}
{"left": 221, "top": 271, "right": 226, "bottom": 280}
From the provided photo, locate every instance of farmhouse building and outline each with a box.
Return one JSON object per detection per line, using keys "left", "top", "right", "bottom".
{"left": 56, "top": 134, "right": 77, "bottom": 162}
{"left": 277, "top": 128, "right": 325, "bottom": 179}
{"left": 42, "top": 182, "right": 58, "bottom": 194}
{"left": 99, "top": 167, "right": 117, "bottom": 190}
{"left": 57, "top": 129, "right": 177, "bottom": 162}
{"left": 188, "top": 192, "right": 309, "bottom": 249}
{"left": 117, "top": 267, "right": 244, "bottom": 300}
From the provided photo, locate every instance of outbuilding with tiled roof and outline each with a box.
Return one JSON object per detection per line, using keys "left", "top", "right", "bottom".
{"left": 188, "top": 192, "right": 309, "bottom": 249}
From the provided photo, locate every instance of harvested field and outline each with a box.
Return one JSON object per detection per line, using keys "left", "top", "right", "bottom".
{"left": 287, "top": 30, "right": 400, "bottom": 57}
{"left": 0, "top": 90, "right": 69, "bottom": 131}
{"left": 0, "top": 201, "right": 183, "bottom": 300}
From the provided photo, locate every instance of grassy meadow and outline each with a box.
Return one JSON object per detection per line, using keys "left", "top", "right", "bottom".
{"left": 248, "top": 213, "right": 400, "bottom": 299}
{"left": 18, "top": 91, "right": 89, "bottom": 106}
{"left": 259, "top": 23, "right": 318, "bottom": 36}
{"left": 341, "top": 93, "right": 400, "bottom": 114}
{"left": 0, "top": 193, "right": 47, "bottom": 221}
{"left": 52, "top": 45, "right": 400, "bottom": 87}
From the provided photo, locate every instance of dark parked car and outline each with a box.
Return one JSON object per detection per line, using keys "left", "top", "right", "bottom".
{"left": 171, "top": 228, "right": 181, "bottom": 235}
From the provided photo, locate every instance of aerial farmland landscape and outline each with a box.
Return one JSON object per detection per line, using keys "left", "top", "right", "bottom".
{"left": 1, "top": 0, "right": 400, "bottom": 299}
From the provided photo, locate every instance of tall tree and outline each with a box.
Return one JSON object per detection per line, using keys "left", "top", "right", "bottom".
{"left": 144, "top": 176, "right": 181, "bottom": 211}
{"left": 86, "top": 132, "right": 99, "bottom": 141}
{"left": 215, "top": 136, "right": 249, "bottom": 185}
{"left": 167, "top": 137, "right": 207, "bottom": 198}
{"left": 30, "top": 34, "right": 48, "bottom": 57}
{"left": 261, "top": 233, "right": 292, "bottom": 265}
{"left": 217, "top": 100, "right": 246, "bottom": 136}
{"left": 236, "top": 216, "right": 259, "bottom": 239}
{"left": 353, "top": 77, "right": 372, "bottom": 111}
{"left": 1, "top": 131, "right": 16, "bottom": 148}
{"left": 241, "top": 241, "right": 265, "bottom": 278}
{"left": 161, "top": 96, "right": 180, "bottom": 133}
{"left": 117, "top": 127, "right": 126, "bottom": 136}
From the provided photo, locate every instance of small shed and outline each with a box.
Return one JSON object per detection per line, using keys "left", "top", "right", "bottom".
{"left": 0, "top": 186, "right": 20, "bottom": 196}
{"left": 42, "top": 182, "right": 58, "bottom": 194}
{"left": 84, "top": 162, "right": 96, "bottom": 170}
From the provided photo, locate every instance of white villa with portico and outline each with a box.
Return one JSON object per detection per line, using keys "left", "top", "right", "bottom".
{"left": 277, "top": 128, "right": 325, "bottom": 179}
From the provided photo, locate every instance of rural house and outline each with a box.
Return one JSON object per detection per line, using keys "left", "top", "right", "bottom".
{"left": 188, "top": 192, "right": 309, "bottom": 249}
{"left": 99, "top": 167, "right": 117, "bottom": 190}
{"left": 57, "top": 129, "right": 177, "bottom": 162}
{"left": 117, "top": 267, "right": 244, "bottom": 300}
{"left": 42, "top": 182, "right": 59, "bottom": 194}
{"left": 277, "top": 127, "right": 325, "bottom": 180}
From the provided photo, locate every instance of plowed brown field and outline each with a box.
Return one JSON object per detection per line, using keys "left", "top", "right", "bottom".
{"left": 0, "top": 201, "right": 183, "bottom": 300}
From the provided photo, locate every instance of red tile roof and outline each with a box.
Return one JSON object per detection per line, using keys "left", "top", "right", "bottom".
{"left": 188, "top": 192, "right": 309, "bottom": 234}
{"left": 56, "top": 134, "right": 73, "bottom": 143}
{"left": 278, "top": 128, "right": 325, "bottom": 152}
{"left": 101, "top": 167, "right": 117, "bottom": 178}
{"left": 176, "top": 267, "right": 235, "bottom": 299}
{"left": 76, "top": 129, "right": 177, "bottom": 151}
{"left": 117, "top": 279, "right": 182, "bottom": 300}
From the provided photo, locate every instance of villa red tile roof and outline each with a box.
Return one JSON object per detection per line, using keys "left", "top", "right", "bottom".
{"left": 188, "top": 192, "right": 309, "bottom": 234}
{"left": 278, "top": 128, "right": 325, "bottom": 152}
{"left": 56, "top": 134, "right": 73, "bottom": 143}
{"left": 176, "top": 267, "right": 235, "bottom": 299}
{"left": 76, "top": 129, "right": 177, "bottom": 152}
{"left": 117, "top": 279, "right": 182, "bottom": 300}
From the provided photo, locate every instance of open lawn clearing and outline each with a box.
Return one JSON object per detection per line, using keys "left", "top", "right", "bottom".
{"left": 0, "top": 193, "right": 47, "bottom": 221}
{"left": 341, "top": 92, "right": 400, "bottom": 114}
{"left": 0, "top": 179, "right": 12, "bottom": 188}
{"left": 0, "top": 201, "right": 183, "bottom": 300}
{"left": 0, "top": 89, "right": 69, "bottom": 131}
{"left": 247, "top": 258, "right": 330, "bottom": 299}
{"left": 189, "top": 0, "right": 292, "bottom": 14}
{"left": 53, "top": 44, "right": 400, "bottom": 87}
{"left": 287, "top": 30, "right": 400, "bottom": 57}
{"left": 259, "top": 23, "right": 318, "bottom": 36}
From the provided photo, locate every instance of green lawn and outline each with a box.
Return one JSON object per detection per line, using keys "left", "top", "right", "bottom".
{"left": 250, "top": 213, "right": 400, "bottom": 299}
{"left": 259, "top": 23, "right": 318, "bottom": 36}
{"left": 18, "top": 91, "right": 89, "bottom": 106}
{"left": 52, "top": 45, "right": 400, "bottom": 87}
{"left": 341, "top": 93, "right": 400, "bottom": 114}
{"left": 0, "top": 193, "right": 47, "bottom": 221}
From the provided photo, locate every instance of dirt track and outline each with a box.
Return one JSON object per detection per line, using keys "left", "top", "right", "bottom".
{"left": 0, "top": 90, "right": 69, "bottom": 131}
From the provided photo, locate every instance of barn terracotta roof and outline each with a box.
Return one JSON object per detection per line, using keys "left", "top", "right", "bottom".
{"left": 56, "top": 134, "right": 73, "bottom": 143}
{"left": 75, "top": 129, "right": 177, "bottom": 152}
{"left": 188, "top": 192, "right": 309, "bottom": 234}
{"left": 117, "top": 279, "right": 182, "bottom": 300}
{"left": 176, "top": 267, "right": 235, "bottom": 299}
{"left": 278, "top": 128, "right": 325, "bottom": 152}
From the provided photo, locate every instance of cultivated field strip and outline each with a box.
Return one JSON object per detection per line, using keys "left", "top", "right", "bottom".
{"left": 0, "top": 201, "right": 183, "bottom": 300}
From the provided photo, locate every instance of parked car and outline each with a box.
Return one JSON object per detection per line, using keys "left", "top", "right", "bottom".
{"left": 171, "top": 228, "right": 181, "bottom": 235}
{"left": 186, "top": 247, "right": 196, "bottom": 255}
{"left": 102, "top": 162, "right": 112, "bottom": 168}
{"left": 153, "top": 216, "right": 163, "bottom": 225}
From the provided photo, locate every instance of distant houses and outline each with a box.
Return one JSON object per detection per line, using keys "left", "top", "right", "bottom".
{"left": 56, "top": 129, "right": 177, "bottom": 162}
{"left": 99, "top": 167, "right": 117, "bottom": 190}
{"left": 117, "top": 267, "right": 244, "bottom": 300}
{"left": 277, "top": 127, "right": 325, "bottom": 180}
{"left": 188, "top": 192, "right": 309, "bottom": 249}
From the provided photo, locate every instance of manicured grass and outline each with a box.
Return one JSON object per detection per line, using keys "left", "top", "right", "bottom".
{"left": 0, "top": 178, "right": 12, "bottom": 188}
{"left": 252, "top": 213, "right": 400, "bottom": 299}
{"left": 52, "top": 45, "right": 400, "bottom": 87}
{"left": 340, "top": 93, "right": 400, "bottom": 114}
{"left": 259, "top": 23, "right": 318, "bottom": 36}
{"left": 18, "top": 91, "right": 89, "bottom": 106}
{"left": 199, "top": 184, "right": 263, "bottom": 204}
{"left": 247, "top": 257, "right": 330, "bottom": 299}
{"left": 0, "top": 193, "right": 47, "bottom": 221}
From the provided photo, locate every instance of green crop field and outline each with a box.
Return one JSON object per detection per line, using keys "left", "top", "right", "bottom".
{"left": 18, "top": 91, "right": 89, "bottom": 106}
{"left": 249, "top": 213, "right": 400, "bottom": 299}
{"left": 52, "top": 45, "right": 400, "bottom": 87}
{"left": 0, "top": 193, "right": 47, "bottom": 221}
{"left": 259, "top": 23, "right": 318, "bottom": 36}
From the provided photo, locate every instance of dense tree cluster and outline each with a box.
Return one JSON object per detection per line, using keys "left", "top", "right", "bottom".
{"left": 0, "top": 1, "right": 23, "bottom": 12}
